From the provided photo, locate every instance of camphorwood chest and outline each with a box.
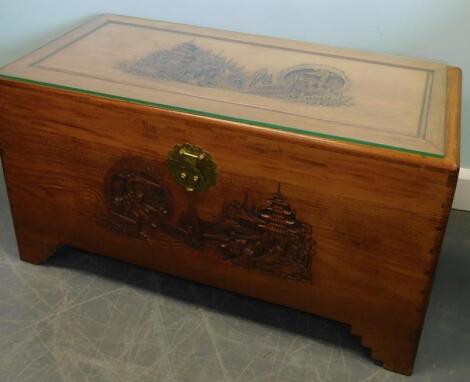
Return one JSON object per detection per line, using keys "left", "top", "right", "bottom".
{"left": 0, "top": 14, "right": 461, "bottom": 375}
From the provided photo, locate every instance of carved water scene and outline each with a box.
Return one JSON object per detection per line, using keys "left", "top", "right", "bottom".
{"left": 119, "top": 41, "right": 351, "bottom": 108}
{"left": 103, "top": 157, "right": 314, "bottom": 282}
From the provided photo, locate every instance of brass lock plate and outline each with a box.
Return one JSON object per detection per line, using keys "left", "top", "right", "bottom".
{"left": 167, "top": 143, "right": 217, "bottom": 192}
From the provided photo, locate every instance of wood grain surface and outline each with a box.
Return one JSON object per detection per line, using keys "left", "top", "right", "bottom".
{"left": 0, "top": 67, "right": 460, "bottom": 375}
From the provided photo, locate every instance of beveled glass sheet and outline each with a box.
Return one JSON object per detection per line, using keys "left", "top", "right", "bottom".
{"left": 0, "top": 14, "right": 448, "bottom": 156}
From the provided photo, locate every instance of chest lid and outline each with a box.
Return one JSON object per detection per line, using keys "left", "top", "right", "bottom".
{"left": 0, "top": 14, "right": 448, "bottom": 156}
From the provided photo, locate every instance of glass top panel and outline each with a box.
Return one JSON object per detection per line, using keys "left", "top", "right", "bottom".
{"left": 0, "top": 14, "right": 448, "bottom": 156}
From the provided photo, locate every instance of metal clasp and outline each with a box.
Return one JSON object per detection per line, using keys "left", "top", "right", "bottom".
{"left": 167, "top": 143, "right": 217, "bottom": 192}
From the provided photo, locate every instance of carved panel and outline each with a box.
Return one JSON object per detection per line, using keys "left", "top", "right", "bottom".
{"left": 102, "top": 157, "right": 315, "bottom": 282}
{"left": 119, "top": 41, "right": 351, "bottom": 107}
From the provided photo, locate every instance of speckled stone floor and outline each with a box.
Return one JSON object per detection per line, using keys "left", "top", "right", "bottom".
{"left": 1, "top": 164, "right": 469, "bottom": 382}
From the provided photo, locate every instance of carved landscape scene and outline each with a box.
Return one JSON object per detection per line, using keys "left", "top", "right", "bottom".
{"left": 119, "top": 41, "right": 351, "bottom": 107}
{"left": 103, "top": 158, "right": 315, "bottom": 282}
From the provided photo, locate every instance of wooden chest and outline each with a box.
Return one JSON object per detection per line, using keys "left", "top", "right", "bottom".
{"left": 0, "top": 15, "right": 461, "bottom": 375}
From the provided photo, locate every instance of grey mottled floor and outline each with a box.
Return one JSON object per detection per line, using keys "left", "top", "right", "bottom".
{"left": 0, "top": 165, "right": 469, "bottom": 382}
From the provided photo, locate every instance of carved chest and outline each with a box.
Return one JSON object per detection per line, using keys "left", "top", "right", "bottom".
{"left": 0, "top": 15, "right": 460, "bottom": 375}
